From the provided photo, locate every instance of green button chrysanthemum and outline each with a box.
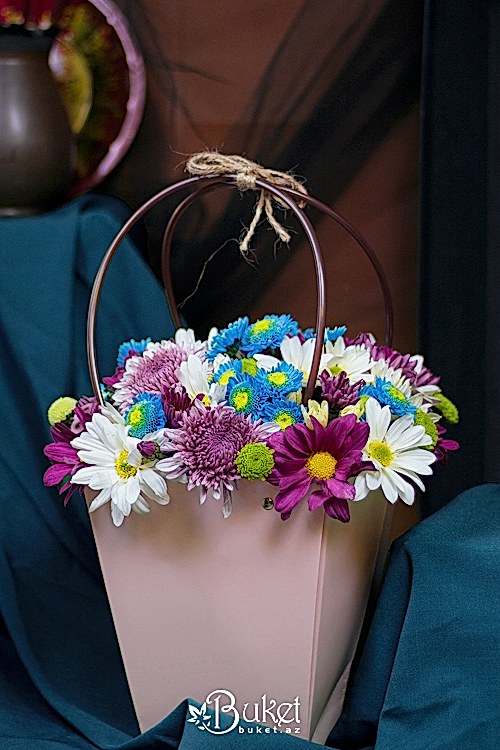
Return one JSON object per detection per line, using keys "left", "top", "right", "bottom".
{"left": 414, "top": 409, "right": 439, "bottom": 449}
{"left": 433, "top": 393, "right": 459, "bottom": 424}
{"left": 235, "top": 442, "right": 275, "bottom": 480}
{"left": 47, "top": 396, "right": 77, "bottom": 426}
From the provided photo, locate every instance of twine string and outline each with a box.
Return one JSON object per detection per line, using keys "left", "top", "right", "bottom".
{"left": 185, "top": 152, "right": 308, "bottom": 256}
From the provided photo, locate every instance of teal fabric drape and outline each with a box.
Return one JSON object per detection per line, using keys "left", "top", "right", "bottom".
{"left": 327, "top": 483, "right": 500, "bottom": 749}
{"left": 0, "top": 195, "right": 173, "bottom": 744}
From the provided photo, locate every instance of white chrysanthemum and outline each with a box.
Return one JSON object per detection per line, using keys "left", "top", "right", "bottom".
{"left": 301, "top": 399, "right": 329, "bottom": 429}
{"left": 255, "top": 335, "right": 333, "bottom": 385}
{"left": 177, "top": 354, "right": 226, "bottom": 405}
{"left": 71, "top": 414, "right": 169, "bottom": 527}
{"left": 173, "top": 327, "right": 207, "bottom": 355}
{"left": 354, "top": 397, "right": 436, "bottom": 505}
{"left": 325, "top": 337, "right": 373, "bottom": 383}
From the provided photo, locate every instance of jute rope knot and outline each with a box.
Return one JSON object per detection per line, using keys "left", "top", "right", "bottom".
{"left": 186, "top": 152, "right": 308, "bottom": 256}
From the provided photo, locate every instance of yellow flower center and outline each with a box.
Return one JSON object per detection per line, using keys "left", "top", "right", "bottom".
{"left": 367, "top": 440, "right": 394, "bottom": 467}
{"left": 201, "top": 394, "right": 211, "bottom": 406}
{"left": 268, "top": 372, "right": 288, "bottom": 387}
{"left": 127, "top": 406, "right": 143, "bottom": 426}
{"left": 251, "top": 319, "right": 273, "bottom": 334}
{"left": 115, "top": 449, "right": 138, "bottom": 479}
{"left": 276, "top": 413, "right": 295, "bottom": 430}
{"left": 306, "top": 451, "right": 337, "bottom": 481}
{"left": 329, "top": 364, "right": 345, "bottom": 376}
{"left": 387, "top": 385, "right": 406, "bottom": 402}
{"left": 233, "top": 391, "right": 250, "bottom": 410}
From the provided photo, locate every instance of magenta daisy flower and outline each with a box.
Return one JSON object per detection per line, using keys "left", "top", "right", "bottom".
{"left": 156, "top": 402, "right": 278, "bottom": 516}
{"left": 43, "top": 395, "right": 101, "bottom": 505}
{"left": 113, "top": 342, "right": 192, "bottom": 411}
{"left": 267, "top": 415, "right": 370, "bottom": 522}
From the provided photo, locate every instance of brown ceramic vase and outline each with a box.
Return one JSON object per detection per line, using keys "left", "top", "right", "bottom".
{"left": 0, "top": 30, "right": 76, "bottom": 215}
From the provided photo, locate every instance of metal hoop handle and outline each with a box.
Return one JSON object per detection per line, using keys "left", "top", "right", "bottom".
{"left": 87, "top": 174, "right": 393, "bottom": 407}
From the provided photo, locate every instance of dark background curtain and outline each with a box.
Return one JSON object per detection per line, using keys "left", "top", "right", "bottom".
{"left": 419, "top": 0, "right": 499, "bottom": 514}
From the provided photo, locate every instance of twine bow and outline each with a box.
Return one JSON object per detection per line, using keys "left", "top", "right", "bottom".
{"left": 185, "top": 152, "right": 308, "bottom": 256}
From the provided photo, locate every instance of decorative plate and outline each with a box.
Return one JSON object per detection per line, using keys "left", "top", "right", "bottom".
{"left": 49, "top": 0, "right": 145, "bottom": 196}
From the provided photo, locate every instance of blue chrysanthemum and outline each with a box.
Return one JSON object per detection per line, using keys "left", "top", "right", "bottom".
{"left": 255, "top": 362, "right": 303, "bottom": 395}
{"left": 213, "top": 359, "right": 243, "bottom": 386}
{"left": 240, "top": 315, "right": 299, "bottom": 356}
{"left": 360, "top": 377, "right": 416, "bottom": 417}
{"left": 326, "top": 325, "right": 347, "bottom": 342}
{"left": 117, "top": 338, "right": 151, "bottom": 367}
{"left": 206, "top": 317, "right": 249, "bottom": 361}
{"left": 302, "top": 325, "right": 347, "bottom": 342}
{"left": 125, "top": 393, "right": 167, "bottom": 438}
{"left": 226, "top": 373, "right": 267, "bottom": 418}
{"left": 260, "top": 396, "right": 304, "bottom": 431}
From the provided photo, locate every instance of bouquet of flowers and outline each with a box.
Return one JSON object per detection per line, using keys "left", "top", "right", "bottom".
{"left": 43, "top": 314, "right": 459, "bottom": 527}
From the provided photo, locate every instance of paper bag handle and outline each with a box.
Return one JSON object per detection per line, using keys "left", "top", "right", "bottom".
{"left": 87, "top": 174, "right": 393, "bottom": 406}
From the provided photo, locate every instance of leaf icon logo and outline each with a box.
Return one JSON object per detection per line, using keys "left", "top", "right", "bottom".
{"left": 187, "top": 702, "right": 212, "bottom": 730}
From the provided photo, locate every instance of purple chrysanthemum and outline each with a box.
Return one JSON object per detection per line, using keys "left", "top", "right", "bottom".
{"left": 113, "top": 342, "right": 191, "bottom": 411}
{"left": 413, "top": 363, "right": 441, "bottom": 389}
{"left": 156, "top": 402, "right": 278, "bottom": 515}
{"left": 320, "top": 371, "right": 365, "bottom": 411}
{"left": 346, "top": 332, "right": 375, "bottom": 348}
{"left": 368, "top": 345, "right": 441, "bottom": 389}
{"left": 70, "top": 396, "right": 100, "bottom": 433}
{"left": 161, "top": 385, "right": 192, "bottom": 428}
{"left": 267, "top": 415, "right": 371, "bottom": 522}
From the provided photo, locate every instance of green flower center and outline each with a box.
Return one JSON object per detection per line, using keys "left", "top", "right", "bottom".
{"left": 387, "top": 385, "right": 407, "bottom": 402}
{"left": 367, "top": 440, "right": 393, "bottom": 467}
{"left": 275, "top": 411, "right": 295, "bottom": 430}
{"left": 115, "top": 450, "right": 138, "bottom": 480}
{"left": 329, "top": 365, "right": 345, "bottom": 376}
{"left": 306, "top": 451, "right": 337, "bottom": 481}
{"left": 127, "top": 405, "right": 144, "bottom": 427}
{"left": 232, "top": 390, "right": 250, "bottom": 411}
{"left": 268, "top": 372, "right": 288, "bottom": 387}
{"left": 235, "top": 443, "right": 275, "bottom": 480}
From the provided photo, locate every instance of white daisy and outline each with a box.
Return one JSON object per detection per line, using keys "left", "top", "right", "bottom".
{"left": 354, "top": 397, "right": 436, "bottom": 505}
{"left": 370, "top": 359, "right": 425, "bottom": 410}
{"left": 324, "top": 337, "right": 373, "bottom": 383}
{"left": 255, "top": 335, "right": 333, "bottom": 386}
{"left": 71, "top": 413, "right": 169, "bottom": 526}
